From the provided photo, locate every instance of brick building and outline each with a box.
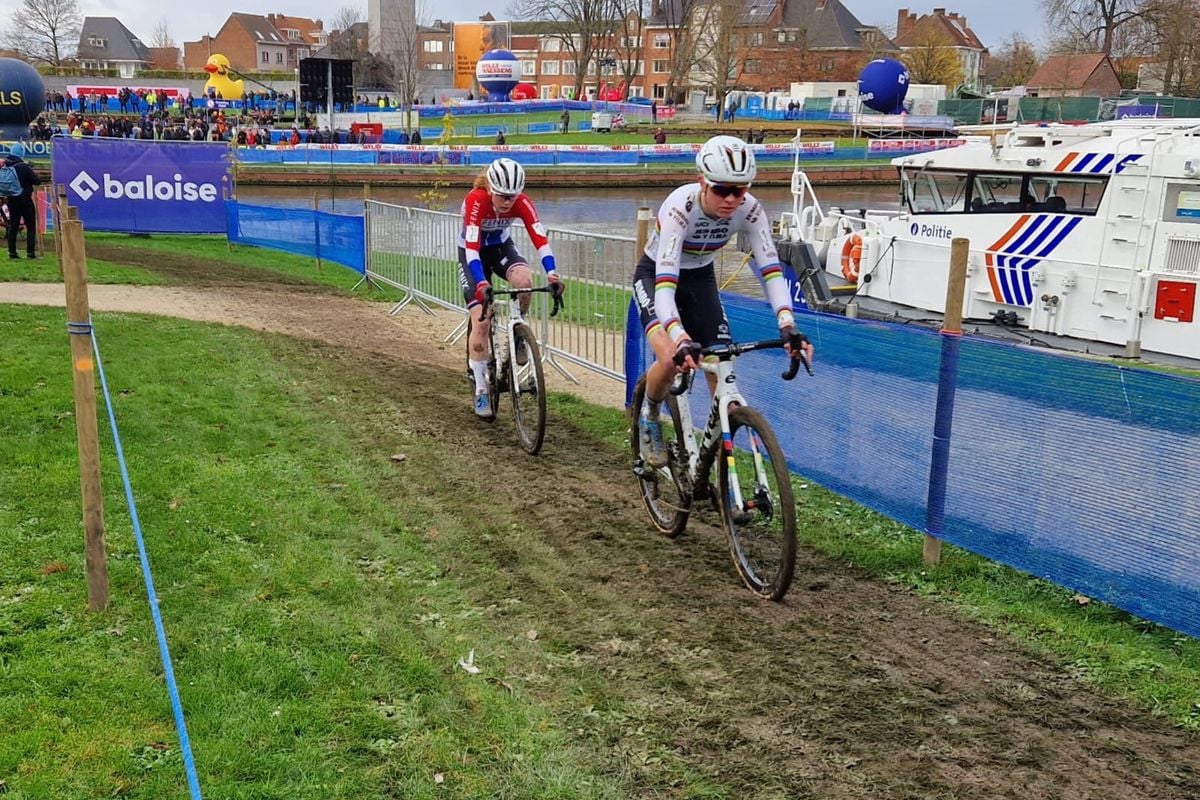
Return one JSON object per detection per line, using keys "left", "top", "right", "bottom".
{"left": 640, "top": 0, "right": 897, "bottom": 102}
{"left": 894, "top": 8, "right": 987, "bottom": 90}
{"left": 183, "top": 13, "right": 327, "bottom": 74}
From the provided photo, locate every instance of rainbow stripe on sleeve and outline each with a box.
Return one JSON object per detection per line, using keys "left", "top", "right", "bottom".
{"left": 760, "top": 264, "right": 783, "bottom": 282}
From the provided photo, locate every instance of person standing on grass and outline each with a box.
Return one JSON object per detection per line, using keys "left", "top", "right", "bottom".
{"left": 3, "top": 144, "right": 41, "bottom": 260}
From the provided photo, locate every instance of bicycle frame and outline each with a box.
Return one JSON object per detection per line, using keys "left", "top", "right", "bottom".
{"left": 673, "top": 358, "right": 755, "bottom": 513}
{"left": 486, "top": 296, "right": 526, "bottom": 369}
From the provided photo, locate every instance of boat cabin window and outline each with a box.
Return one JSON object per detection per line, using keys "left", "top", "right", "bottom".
{"left": 970, "top": 174, "right": 1026, "bottom": 212}
{"left": 902, "top": 170, "right": 968, "bottom": 213}
{"left": 901, "top": 168, "right": 1106, "bottom": 215}
{"left": 1026, "top": 175, "right": 1105, "bottom": 215}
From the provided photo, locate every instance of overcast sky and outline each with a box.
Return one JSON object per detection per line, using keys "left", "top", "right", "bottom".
{"left": 81, "top": 0, "right": 1049, "bottom": 54}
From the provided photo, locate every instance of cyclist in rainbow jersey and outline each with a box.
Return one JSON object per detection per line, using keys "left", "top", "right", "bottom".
{"left": 633, "top": 135, "right": 812, "bottom": 466}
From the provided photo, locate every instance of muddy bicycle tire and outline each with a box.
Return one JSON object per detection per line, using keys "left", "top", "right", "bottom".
{"left": 630, "top": 375, "right": 691, "bottom": 537}
{"left": 509, "top": 322, "right": 547, "bottom": 454}
{"left": 718, "top": 406, "right": 796, "bottom": 600}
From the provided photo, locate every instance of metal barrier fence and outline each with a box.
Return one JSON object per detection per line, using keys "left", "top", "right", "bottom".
{"left": 364, "top": 200, "right": 637, "bottom": 382}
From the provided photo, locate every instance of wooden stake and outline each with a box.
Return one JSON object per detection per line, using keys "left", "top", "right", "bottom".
{"left": 923, "top": 237, "right": 970, "bottom": 566}
{"left": 61, "top": 215, "right": 108, "bottom": 611}
{"left": 635, "top": 206, "right": 652, "bottom": 256}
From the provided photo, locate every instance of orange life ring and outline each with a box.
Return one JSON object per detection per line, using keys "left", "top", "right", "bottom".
{"left": 841, "top": 233, "right": 864, "bottom": 281}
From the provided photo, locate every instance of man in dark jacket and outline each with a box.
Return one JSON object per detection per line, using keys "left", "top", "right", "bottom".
{"left": 4, "top": 145, "right": 41, "bottom": 259}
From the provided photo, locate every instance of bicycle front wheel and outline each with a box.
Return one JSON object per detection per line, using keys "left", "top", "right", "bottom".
{"left": 509, "top": 322, "right": 546, "bottom": 454}
{"left": 718, "top": 407, "right": 796, "bottom": 600}
{"left": 630, "top": 375, "right": 691, "bottom": 538}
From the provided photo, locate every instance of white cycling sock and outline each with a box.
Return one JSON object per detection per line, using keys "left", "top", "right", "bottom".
{"left": 469, "top": 359, "right": 488, "bottom": 393}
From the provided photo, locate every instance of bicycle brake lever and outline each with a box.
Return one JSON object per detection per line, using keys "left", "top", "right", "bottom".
{"left": 781, "top": 353, "right": 813, "bottom": 380}
{"left": 669, "top": 370, "right": 694, "bottom": 396}
{"left": 550, "top": 294, "right": 563, "bottom": 318}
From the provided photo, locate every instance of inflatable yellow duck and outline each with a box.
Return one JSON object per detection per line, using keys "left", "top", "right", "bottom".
{"left": 203, "top": 54, "right": 243, "bottom": 99}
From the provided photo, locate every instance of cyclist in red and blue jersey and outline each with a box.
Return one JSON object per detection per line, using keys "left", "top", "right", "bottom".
{"left": 633, "top": 135, "right": 813, "bottom": 466}
{"left": 459, "top": 157, "right": 565, "bottom": 419}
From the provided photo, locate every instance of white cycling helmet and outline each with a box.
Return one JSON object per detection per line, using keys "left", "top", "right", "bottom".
{"left": 695, "top": 135, "right": 756, "bottom": 185}
{"left": 486, "top": 157, "right": 526, "bottom": 195}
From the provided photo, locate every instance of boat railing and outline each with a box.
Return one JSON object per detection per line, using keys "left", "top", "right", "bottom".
{"left": 778, "top": 165, "right": 825, "bottom": 242}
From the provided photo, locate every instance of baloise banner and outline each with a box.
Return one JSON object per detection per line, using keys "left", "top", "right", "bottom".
{"left": 52, "top": 138, "right": 232, "bottom": 233}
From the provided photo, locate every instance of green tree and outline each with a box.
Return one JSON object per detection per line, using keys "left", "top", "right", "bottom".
{"left": 901, "top": 28, "right": 964, "bottom": 89}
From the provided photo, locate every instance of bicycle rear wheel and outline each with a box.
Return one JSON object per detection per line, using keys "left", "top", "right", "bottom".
{"left": 718, "top": 407, "right": 796, "bottom": 600}
{"left": 630, "top": 375, "right": 690, "bottom": 537}
{"left": 509, "top": 322, "right": 546, "bottom": 454}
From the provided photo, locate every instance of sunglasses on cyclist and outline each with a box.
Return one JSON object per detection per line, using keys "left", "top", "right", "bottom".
{"left": 708, "top": 183, "right": 749, "bottom": 199}
{"left": 492, "top": 192, "right": 518, "bottom": 202}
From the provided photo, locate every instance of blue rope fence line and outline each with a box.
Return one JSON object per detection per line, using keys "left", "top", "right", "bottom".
{"left": 76, "top": 318, "right": 204, "bottom": 800}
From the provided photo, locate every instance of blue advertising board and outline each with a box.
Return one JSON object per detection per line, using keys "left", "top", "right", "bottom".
{"left": 51, "top": 138, "right": 232, "bottom": 233}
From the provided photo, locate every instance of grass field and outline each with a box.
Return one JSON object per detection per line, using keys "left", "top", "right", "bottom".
{"left": 4, "top": 234, "right": 1200, "bottom": 797}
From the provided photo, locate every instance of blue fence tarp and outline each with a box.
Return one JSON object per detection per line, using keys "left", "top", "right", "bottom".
{"left": 625, "top": 293, "right": 1200, "bottom": 639}
{"left": 226, "top": 201, "right": 364, "bottom": 274}
{"left": 227, "top": 143, "right": 940, "bottom": 168}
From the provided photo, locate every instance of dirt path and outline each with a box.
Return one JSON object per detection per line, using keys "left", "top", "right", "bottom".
{"left": 4, "top": 274, "right": 1199, "bottom": 798}
{"left": 0, "top": 281, "right": 625, "bottom": 409}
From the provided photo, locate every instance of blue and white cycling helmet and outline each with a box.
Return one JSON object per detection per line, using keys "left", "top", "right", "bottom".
{"left": 696, "top": 135, "right": 756, "bottom": 184}
{"left": 486, "top": 157, "right": 526, "bottom": 195}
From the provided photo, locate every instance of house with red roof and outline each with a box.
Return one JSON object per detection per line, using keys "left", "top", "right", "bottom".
{"left": 1026, "top": 53, "right": 1120, "bottom": 98}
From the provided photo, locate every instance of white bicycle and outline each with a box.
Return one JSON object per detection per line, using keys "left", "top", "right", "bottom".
{"left": 631, "top": 338, "right": 810, "bottom": 600}
{"left": 468, "top": 285, "right": 564, "bottom": 455}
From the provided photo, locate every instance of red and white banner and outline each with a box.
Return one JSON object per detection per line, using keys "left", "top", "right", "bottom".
{"left": 867, "top": 138, "right": 965, "bottom": 153}
{"left": 67, "top": 85, "right": 190, "bottom": 99}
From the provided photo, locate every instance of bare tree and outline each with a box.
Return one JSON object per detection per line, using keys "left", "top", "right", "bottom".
{"left": 146, "top": 18, "right": 180, "bottom": 70}
{"left": 333, "top": 5, "right": 363, "bottom": 35}
{"left": 511, "top": 0, "right": 618, "bottom": 99}
{"left": 1137, "top": 0, "right": 1200, "bottom": 94}
{"left": 150, "top": 18, "right": 174, "bottom": 49}
{"left": 614, "top": 1, "right": 647, "bottom": 98}
{"left": 690, "top": 0, "right": 747, "bottom": 115}
{"left": 660, "top": 0, "right": 710, "bottom": 103}
{"left": 388, "top": 0, "right": 428, "bottom": 106}
{"left": 1, "top": 0, "right": 82, "bottom": 65}
{"left": 986, "top": 33, "right": 1040, "bottom": 88}
{"left": 900, "top": 26, "right": 964, "bottom": 88}
{"left": 588, "top": 0, "right": 646, "bottom": 99}
{"left": 1040, "top": 0, "right": 1144, "bottom": 55}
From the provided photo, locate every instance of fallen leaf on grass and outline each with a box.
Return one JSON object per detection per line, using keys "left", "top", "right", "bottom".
{"left": 434, "top": 773, "right": 445, "bottom": 785}
{"left": 390, "top": 453, "right": 407, "bottom": 463}
{"left": 1071, "top": 594, "right": 1091, "bottom": 605}
{"left": 525, "top": 629, "right": 539, "bottom": 641}
{"left": 458, "top": 649, "right": 480, "bottom": 674}
{"left": 39, "top": 562, "right": 68, "bottom": 575}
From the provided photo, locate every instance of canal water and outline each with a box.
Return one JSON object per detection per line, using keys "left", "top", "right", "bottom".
{"left": 236, "top": 183, "right": 902, "bottom": 236}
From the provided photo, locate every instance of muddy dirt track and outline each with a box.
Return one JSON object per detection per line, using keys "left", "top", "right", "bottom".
{"left": 4, "top": 245, "right": 1199, "bottom": 799}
